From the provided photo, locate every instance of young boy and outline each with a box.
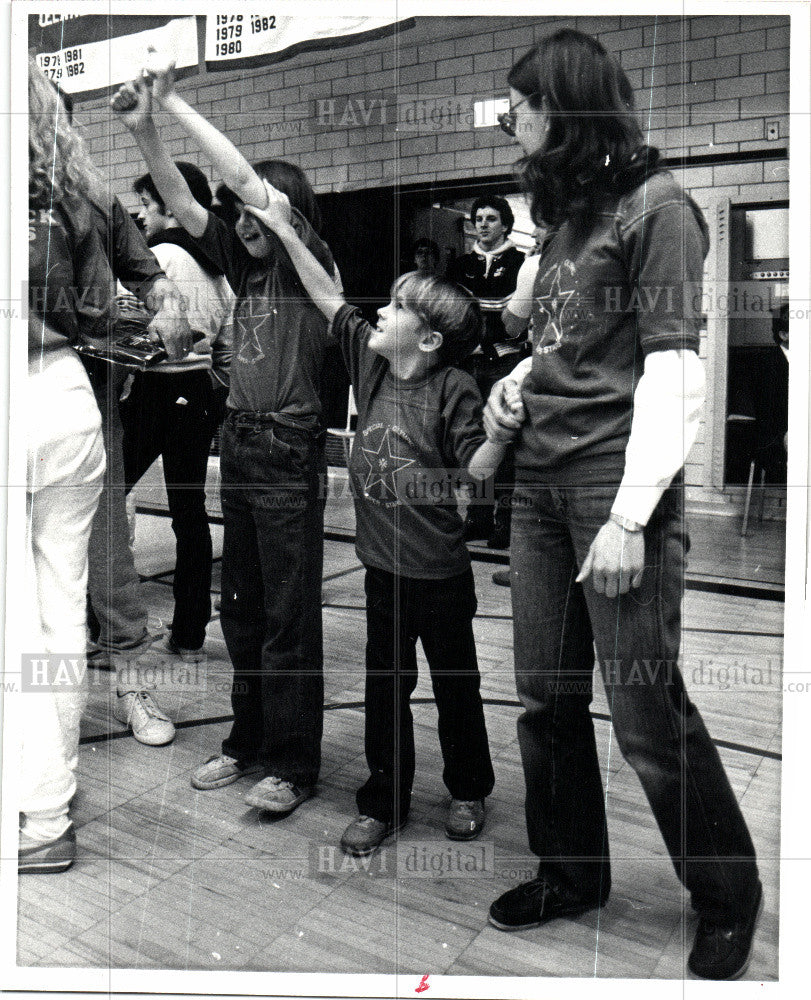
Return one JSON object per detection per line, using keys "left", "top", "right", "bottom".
{"left": 244, "top": 182, "right": 525, "bottom": 855}
{"left": 111, "top": 54, "right": 335, "bottom": 816}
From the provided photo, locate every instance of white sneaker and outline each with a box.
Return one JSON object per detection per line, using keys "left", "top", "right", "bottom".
{"left": 114, "top": 690, "right": 176, "bottom": 746}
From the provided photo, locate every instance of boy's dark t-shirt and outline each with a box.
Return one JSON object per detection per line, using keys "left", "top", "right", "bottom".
{"left": 195, "top": 209, "right": 335, "bottom": 428}
{"left": 332, "top": 303, "right": 485, "bottom": 579}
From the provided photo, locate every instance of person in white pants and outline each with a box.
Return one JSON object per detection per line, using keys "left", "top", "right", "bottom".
{"left": 20, "top": 341, "right": 105, "bottom": 871}
{"left": 22, "top": 57, "right": 191, "bottom": 872}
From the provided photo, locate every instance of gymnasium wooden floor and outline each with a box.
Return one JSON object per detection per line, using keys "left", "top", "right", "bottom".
{"left": 16, "top": 483, "right": 784, "bottom": 981}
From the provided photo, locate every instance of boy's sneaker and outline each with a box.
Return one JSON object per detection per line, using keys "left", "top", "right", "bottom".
{"left": 445, "top": 799, "right": 486, "bottom": 840}
{"left": 19, "top": 823, "right": 76, "bottom": 874}
{"left": 340, "top": 815, "right": 404, "bottom": 857}
{"left": 162, "top": 636, "right": 205, "bottom": 663}
{"left": 114, "top": 690, "right": 176, "bottom": 746}
{"left": 489, "top": 875, "right": 605, "bottom": 931}
{"left": 191, "top": 754, "right": 262, "bottom": 790}
{"left": 688, "top": 881, "right": 763, "bottom": 980}
{"left": 245, "top": 776, "right": 312, "bottom": 814}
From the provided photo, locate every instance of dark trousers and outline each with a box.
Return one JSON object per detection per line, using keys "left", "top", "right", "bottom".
{"left": 218, "top": 413, "right": 326, "bottom": 788}
{"left": 357, "top": 566, "right": 495, "bottom": 824}
{"left": 120, "top": 369, "right": 223, "bottom": 650}
{"left": 85, "top": 364, "right": 149, "bottom": 650}
{"left": 509, "top": 480, "right": 760, "bottom": 923}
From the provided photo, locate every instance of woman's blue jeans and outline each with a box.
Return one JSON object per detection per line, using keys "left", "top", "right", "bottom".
{"left": 509, "top": 480, "right": 759, "bottom": 923}
{"left": 218, "top": 413, "right": 326, "bottom": 788}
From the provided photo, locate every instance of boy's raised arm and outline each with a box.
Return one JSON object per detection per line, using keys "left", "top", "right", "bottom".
{"left": 244, "top": 182, "right": 345, "bottom": 322}
{"left": 143, "top": 47, "right": 268, "bottom": 210}
{"left": 111, "top": 77, "right": 209, "bottom": 239}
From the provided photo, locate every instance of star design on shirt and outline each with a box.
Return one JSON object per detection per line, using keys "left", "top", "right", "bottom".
{"left": 360, "top": 428, "right": 417, "bottom": 501}
{"left": 235, "top": 298, "right": 275, "bottom": 364}
{"left": 535, "top": 261, "right": 576, "bottom": 352}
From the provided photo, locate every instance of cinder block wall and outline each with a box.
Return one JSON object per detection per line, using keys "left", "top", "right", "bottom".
{"left": 77, "top": 13, "right": 789, "bottom": 203}
{"left": 76, "top": 13, "right": 791, "bottom": 499}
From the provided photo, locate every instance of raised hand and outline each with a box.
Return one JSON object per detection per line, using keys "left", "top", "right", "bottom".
{"left": 110, "top": 77, "right": 152, "bottom": 132}
{"left": 243, "top": 178, "right": 293, "bottom": 232}
{"left": 142, "top": 45, "right": 177, "bottom": 104}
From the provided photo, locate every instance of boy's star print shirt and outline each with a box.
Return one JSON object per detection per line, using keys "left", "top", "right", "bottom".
{"left": 196, "top": 208, "right": 335, "bottom": 427}
{"left": 517, "top": 169, "right": 709, "bottom": 483}
{"left": 333, "top": 304, "right": 486, "bottom": 580}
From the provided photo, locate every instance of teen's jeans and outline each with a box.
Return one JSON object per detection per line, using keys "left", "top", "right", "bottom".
{"left": 219, "top": 412, "right": 325, "bottom": 788}
{"left": 357, "top": 566, "right": 495, "bottom": 825}
{"left": 85, "top": 365, "right": 150, "bottom": 657}
{"left": 121, "top": 369, "right": 223, "bottom": 651}
{"left": 509, "top": 480, "right": 760, "bottom": 924}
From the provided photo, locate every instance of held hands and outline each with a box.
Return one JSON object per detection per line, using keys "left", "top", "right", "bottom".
{"left": 576, "top": 520, "right": 645, "bottom": 599}
{"left": 243, "top": 179, "right": 293, "bottom": 232}
{"left": 142, "top": 45, "right": 177, "bottom": 104}
{"left": 484, "top": 377, "right": 526, "bottom": 444}
{"left": 110, "top": 76, "right": 152, "bottom": 132}
{"left": 110, "top": 46, "right": 176, "bottom": 127}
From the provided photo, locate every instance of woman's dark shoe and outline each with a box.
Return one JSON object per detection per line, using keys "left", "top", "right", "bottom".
{"left": 489, "top": 875, "right": 604, "bottom": 931}
{"left": 688, "top": 881, "right": 763, "bottom": 980}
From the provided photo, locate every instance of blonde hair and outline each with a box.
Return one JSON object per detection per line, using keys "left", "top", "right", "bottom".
{"left": 394, "top": 272, "right": 482, "bottom": 366}
{"left": 28, "top": 55, "right": 106, "bottom": 209}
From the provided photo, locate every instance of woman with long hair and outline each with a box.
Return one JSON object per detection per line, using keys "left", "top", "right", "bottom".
{"left": 484, "top": 30, "right": 761, "bottom": 980}
{"left": 23, "top": 57, "right": 189, "bottom": 869}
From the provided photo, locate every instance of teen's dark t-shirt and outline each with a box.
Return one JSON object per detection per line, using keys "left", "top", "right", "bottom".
{"left": 516, "top": 170, "right": 709, "bottom": 483}
{"left": 332, "top": 304, "right": 486, "bottom": 579}
{"left": 195, "top": 209, "right": 335, "bottom": 427}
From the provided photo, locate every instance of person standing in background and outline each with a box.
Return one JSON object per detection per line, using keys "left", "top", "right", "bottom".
{"left": 122, "top": 162, "right": 234, "bottom": 661}
{"left": 448, "top": 196, "right": 526, "bottom": 549}
{"left": 491, "top": 225, "right": 546, "bottom": 587}
{"left": 51, "top": 83, "right": 194, "bottom": 750}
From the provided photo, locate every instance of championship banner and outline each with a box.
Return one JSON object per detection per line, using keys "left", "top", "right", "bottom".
{"left": 29, "top": 14, "right": 200, "bottom": 99}
{"left": 203, "top": 13, "right": 414, "bottom": 72}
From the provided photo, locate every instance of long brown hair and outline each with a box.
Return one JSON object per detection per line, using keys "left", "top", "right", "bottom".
{"left": 253, "top": 160, "right": 322, "bottom": 234}
{"left": 507, "top": 30, "right": 660, "bottom": 228}
{"left": 28, "top": 55, "right": 106, "bottom": 209}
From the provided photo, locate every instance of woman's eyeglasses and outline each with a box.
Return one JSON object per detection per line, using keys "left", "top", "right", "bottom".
{"left": 497, "top": 95, "right": 533, "bottom": 137}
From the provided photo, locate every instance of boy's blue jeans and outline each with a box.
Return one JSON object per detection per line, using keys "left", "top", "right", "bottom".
{"left": 509, "top": 479, "right": 760, "bottom": 924}
{"left": 219, "top": 413, "right": 326, "bottom": 788}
